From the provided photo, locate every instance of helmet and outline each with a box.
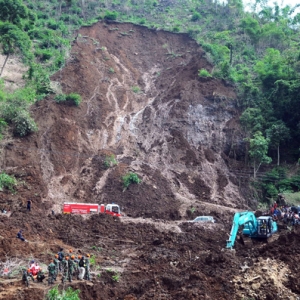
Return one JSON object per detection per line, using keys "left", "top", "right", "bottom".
{"left": 71, "top": 255, "right": 75, "bottom": 259}
{"left": 86, "top": 253, "right": 90, "bottom": 257}
{"left": 69, "top": 249, "right": 73, "bottom": 253}
{"left": 55, "top": 254, "right": 58, "bottom": 258}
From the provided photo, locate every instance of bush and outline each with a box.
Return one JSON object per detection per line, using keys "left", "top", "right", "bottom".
{"left": 47, "top": 286, "right": 80, "bottom": 300}
{"left": 55, "top": 93, "right": 82, "bottom": 106}
{"left": 198, "top": 69, "right": 212, "bottom": 78}
{"left": 66, "top": 93, "right": 82, "bottom": 106}
{"left": 0, "top": 172, "right": 17, "bottom": 192}
{"left": 0, "top": 118, "right": 7, "bottom": 140}
{"left": 104, "top": 11, "right": 118, "bottom": 21}
{"left": 104, "top": 155, "right": 117, "bottom": 169}
{"left": 34, "top": 49, "right": 53, "bottom": 61}
{"left": 131, "top": 86, "right": 141, "bottom": 93}
{"left": 90, "top": 255, "right": 96, "bottom": 266}
{"left": 191, "top": 12, "right": 201, "bottom": 22}
{"left": 12, "top": 111, "right": 38, "bottom": 137}
{"left": 122, "top": 172, "right": 141, "bottom": 188}
{"left": 54, "top": 94, "right": 66, "bottom": 103}
{"left": 172, "top": 26, "right": 180, "bottom": 33}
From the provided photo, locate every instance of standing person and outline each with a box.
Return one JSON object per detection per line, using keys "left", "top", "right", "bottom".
{"left": 53, "top": 255, "right": 60, "bottom": 281}
{"left": 57, "top": 248, "right": 64, "bottom": 271}
{"left": 84, "top": 254, "right": 90, "bottom": 281}
{"left": 61, "top": 256, "right": 69, "bottom": 283}
{"left": 22, "top": 268, "right": 34, "bottom": 287}
{"left": 78, "top": 256, "right": 86, "bottom": 280}
{"left": 74, "top": 255, "right": 80, "bottom": 279}
{"left": 27, "top": 199, "right": 32, "bottom": 212}
{"left": 47, "top": 259, "right": 56, "bottom": 285}
{"left": 68, "top": 255, "right": 75, "bottom": 282}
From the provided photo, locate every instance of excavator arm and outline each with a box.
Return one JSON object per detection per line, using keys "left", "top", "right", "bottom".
{"left": 226, "top": 211, "right": 258, "bottom": 249}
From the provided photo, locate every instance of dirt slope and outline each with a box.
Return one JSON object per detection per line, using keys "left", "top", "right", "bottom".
{"left": 3, "top": 22, "right": 295, "bottom": 300}
{"left": 1, "top": 22, "right": 247, "bottom": 219}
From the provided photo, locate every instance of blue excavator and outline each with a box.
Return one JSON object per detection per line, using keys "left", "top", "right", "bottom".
{"left": 226, "top": 211, "right": 278, "bottom": 249}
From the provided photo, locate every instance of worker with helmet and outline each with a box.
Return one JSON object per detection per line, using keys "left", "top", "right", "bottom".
{"left": 22, "top": 268, "right": 34, "bottom": 286}
{"left": 53, "top": 254, "right": 60, "bottom": 281}
{"left": 74, "top": 255, "right": 81, "bottom": 279}
{"left": 68, "top": 255, "right": 75, "bottom": 282}
{"left": 61, "top": 256, "right": 69, "bottom": 283}
{"left": 47, "top": 259, "right": 56, "bottom": 285}
{"left": 85, "top": 254, "right": 91, "bottom": 281}
{"left": 37, "top": 269, "right": 46, "bottom": 283}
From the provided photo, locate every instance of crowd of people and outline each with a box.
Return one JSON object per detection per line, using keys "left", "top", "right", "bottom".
{"left": 270, "top": 201, "right": 300, "bottom": 226}
{"left": 22, "top": 248, "right": 91, "bottom": 286}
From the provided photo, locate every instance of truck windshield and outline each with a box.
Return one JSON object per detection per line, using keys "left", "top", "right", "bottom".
{"left": 112, "top": 206, "right": 119, "bottom": 213}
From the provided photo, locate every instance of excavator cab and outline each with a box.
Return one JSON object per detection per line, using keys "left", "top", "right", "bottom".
{"left": 226, "top": 212, "right": 278, "bottom": 249}
{"left": 256, "top": 216, "right": 274, "bottom": 238}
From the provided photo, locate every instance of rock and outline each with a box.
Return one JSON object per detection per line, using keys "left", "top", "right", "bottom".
{"left": 251, "top": 283, "right": 261, "bottom": 290}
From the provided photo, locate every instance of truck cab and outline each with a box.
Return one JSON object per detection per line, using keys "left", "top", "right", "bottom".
{"left": 100, "top": 204, "right": 121, "bottom": 217}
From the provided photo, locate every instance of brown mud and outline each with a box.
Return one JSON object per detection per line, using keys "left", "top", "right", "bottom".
{"left": 0, "top": 22, "right": 298, "bottom": 299}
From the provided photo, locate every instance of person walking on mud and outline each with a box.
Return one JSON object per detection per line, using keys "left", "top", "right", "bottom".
{"left": 27, "top": 199, "right": 32, "bottom": 212}
{"left": 68, "top": 255, "right": 75, "bottom": 282}
{"left": 84, "top": 254, "right": 91, "bottom": 281}
{"left": 53, "top": 254, "right": 60, "bottom": 281}
{"left": 61, "top": 256, "right": 69, "bottom": 283}
{"left": 47, "top": 259, "right": 56, "bottom": 285}
{"left": 78, "top": 256, "right": 86, "bottom": 280}
{"left": 22, "top": 268, "right": 34, "bottom": 287}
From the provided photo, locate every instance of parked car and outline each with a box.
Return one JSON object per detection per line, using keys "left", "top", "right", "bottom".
{"left": 189, "top": 216, "right": 216, "bottom": 223}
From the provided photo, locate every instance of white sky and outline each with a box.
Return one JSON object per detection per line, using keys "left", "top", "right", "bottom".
{"left": 243, "top": 0, "right": 300, "bottom": 12}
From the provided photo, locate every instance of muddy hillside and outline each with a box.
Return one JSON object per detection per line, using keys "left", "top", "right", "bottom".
{"left": 2, "top": 22, "right": 247, "bottom": 218}
{"left": 1, "top": 22, "right": 300, "bottom": 300}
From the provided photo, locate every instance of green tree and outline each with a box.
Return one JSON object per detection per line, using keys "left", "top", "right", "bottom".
{"left": 266, "top": 121, "right": 290, "bottom": 166}
{"left": 240, "top": 16, "right": 261, "bottom": 47}
{"left": 0, "top": 22, "right": 32, "bottom": 76}
{"left": 240, "top": 108, "right": 264, "bottom": 164}
{"left": 0, "top": 0, "right": 29, "bottom": 27}
{"left": 240, "top": 108, "right": 264, "bottom": 137}
{"left": 248, "top": 131, "right": 272, "bottom": 178}
{"left": 254, "top": 48, "right": 288, "bottom": 89}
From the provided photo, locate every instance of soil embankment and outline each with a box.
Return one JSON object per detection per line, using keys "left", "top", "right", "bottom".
{"left": 1, "top": 22, "right": 296, "bottom": 300}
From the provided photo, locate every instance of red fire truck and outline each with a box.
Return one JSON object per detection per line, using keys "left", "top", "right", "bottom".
{"left": 63, "top": 203, "right": 121, "bottom": 217}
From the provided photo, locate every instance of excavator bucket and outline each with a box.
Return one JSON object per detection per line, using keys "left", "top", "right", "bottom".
{"left": 240, "top": 235, "right": 253, "bottom": 247}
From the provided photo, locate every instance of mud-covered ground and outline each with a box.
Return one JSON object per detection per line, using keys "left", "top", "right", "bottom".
{"left": 1, "top": 209, "right": 300, "bottom": 300}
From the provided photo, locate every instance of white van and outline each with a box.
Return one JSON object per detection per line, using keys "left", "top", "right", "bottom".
{"left": 190, "top": 216, "right": 216, "bottom": 223}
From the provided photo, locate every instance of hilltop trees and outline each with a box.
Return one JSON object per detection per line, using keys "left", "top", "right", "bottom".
{"left": 0, "top": 0, "right": 29, "bottom": 27}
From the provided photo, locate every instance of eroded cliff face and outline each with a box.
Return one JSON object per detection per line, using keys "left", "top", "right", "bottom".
{"left": 1, "top": 22, "right": 247, "bottom": 218}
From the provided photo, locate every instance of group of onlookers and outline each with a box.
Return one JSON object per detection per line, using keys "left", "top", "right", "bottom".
{"left": 270, "top": 201, "right": 300, "bottom": 225}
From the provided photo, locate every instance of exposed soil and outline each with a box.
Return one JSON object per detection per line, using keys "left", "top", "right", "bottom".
{"left": 0, "top": 22, "right": 297, "bottom": 299}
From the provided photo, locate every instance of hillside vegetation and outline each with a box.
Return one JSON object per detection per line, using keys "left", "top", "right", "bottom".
{"left": 0, "top": 0, "right": 300, "bottom": 203}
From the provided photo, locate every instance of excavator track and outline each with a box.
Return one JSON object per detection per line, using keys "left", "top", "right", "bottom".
{"left": 267, "top": 232, "right": 279, "bottom": 244}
